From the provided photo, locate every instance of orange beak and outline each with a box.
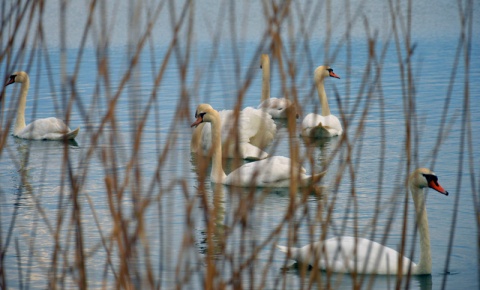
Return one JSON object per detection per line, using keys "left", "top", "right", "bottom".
{"left": 329, "top": 71, "right": 340, "bottom": 79}
{"left": 428, "top": 180, "right": 449, "bottom": 196}
{"left": 191, "top": 116, "right": 203, "bottom": 128}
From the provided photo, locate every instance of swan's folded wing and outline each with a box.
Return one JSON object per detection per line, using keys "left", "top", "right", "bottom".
{"left": 258, "top": 98, "right": 294, "bottom": 119}
{"left": 302, "top": 113, "right": 325, "bottom": 129}
{"left": 218, "top": 110, "right": 251, "bottom": 143}
{"left": 240, "top": 106, "right": 277, "bottom": 148}
{"left": 18, "top": 117, "right": 71, "bottom": 140}
{"left": 225, "top": 156, "right": 304, "bottom": 186}
{"left": 322, "top": 237, "right": 413, "bottom": 275}
{"left": 199, "top": 110, "right": 250, "bottom": 152}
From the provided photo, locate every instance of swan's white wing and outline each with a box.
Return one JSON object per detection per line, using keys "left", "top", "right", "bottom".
{"left": 218, "top": 110, "right": 251, "bottom": 143}
{"left": 322, "top": 237, "right": 415, "bottom": 274}
{"left": 199, "top": 109, "right": 273, "bottom": 160}
{"left": 301, "top": 113, "right": 326, "bottom": 129}
{"left": 240, "top": 107, "right": 276, "bottom": 148}
{"left": 258, "top": 98, "right": 293, "bottom": 119}
{"left": 224, "top": 156, "right": 291, "bottom": 186}
{"left": 224, "top": 156, "right": 306, "bottom": 187}
{"left": 16, "top": 117, "right": 75, "bottom": 140}
{"left": 282, "top": 237, "right": 415, "bottom": 275}
{"left": 199, "top": 110, "right": 249, "bottom": 152}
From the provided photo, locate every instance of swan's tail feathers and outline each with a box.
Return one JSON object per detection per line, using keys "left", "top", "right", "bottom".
{"left": 310, "top": 123, "right": 331, "bottom": 138}
{"left": 65, "top": 127, "right": 80, "bottom": 140}
{"left": 276, "top": 244, "right": 290, "bottom": 254}
{"left": 310, "top": 170, "right": 327, "bottom": 184}
{"left": 300, "top": 170, "right": 327, "bottom": 187}
{"left": 276, "top": 244, "right": 301, "bottom": 262}
{"left": 276, "top": 244, "right": 299, "bottom": 268}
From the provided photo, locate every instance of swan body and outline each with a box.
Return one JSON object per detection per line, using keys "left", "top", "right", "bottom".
{"left": 224, "top": 156, "right": 309, "bottom": 187}
{"left": 277, "top": 168, "right": 449, "bottom": 275}
{"left": 301, "top": 113, "right": 343, "bottom": 138}
{"left": 257, "top": 54, "right": 297, "bottom": 119}
{"left": 4, "top": 71, "right": 80, "bottom": 140}
{"left": 191, "top": 104, "right": 323, "bottom": 187}
{"left": 301, "top": 66, "right": 342, "bottom": 138}
{"left": 191, "top": 106, "right": 276, "bottom": 160}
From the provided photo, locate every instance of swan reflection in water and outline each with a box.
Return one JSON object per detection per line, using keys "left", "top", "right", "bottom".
{"left": 195, "top": 183, "right": 324, "bottom": 262}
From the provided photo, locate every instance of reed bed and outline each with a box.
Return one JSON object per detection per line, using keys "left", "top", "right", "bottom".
{"left": 0, "top": 0, "right": 478, "bottom": 289}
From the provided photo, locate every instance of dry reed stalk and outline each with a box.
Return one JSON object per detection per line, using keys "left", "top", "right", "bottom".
{"left": 0, "top": 0, "right": 477, "bottom": 289}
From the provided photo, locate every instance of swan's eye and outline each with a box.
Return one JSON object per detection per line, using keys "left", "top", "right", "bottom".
{"left": 195, "top": 111, "right": 206, "bottom": 118}
{"left": 327, "top": 68, "right": 333, "bottom": 72}
{"left": 422, "top": 174, "right": 439, "bottom": 186}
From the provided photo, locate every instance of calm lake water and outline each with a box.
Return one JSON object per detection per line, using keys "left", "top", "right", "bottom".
{"left": 1, "top": 1, "right": 479, "bottom": 289}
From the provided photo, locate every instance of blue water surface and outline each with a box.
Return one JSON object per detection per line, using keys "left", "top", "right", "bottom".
{"left": 0, "top": 1, "right": 479, "bottom": 289}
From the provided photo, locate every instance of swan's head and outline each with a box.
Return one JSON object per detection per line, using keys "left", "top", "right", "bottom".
{"left": 260, "top": 54, "right": 270, "bottom": 69}
{"left": 191, "top": 103, "right": 218, "bottom": 128}
{"left": 5, "top": 71, "right": 29, "bottom": 87}
{"left": 314, "top": 66, "right": 340, "bottom": 81}
{"left": 410, "top": 168, "right": 449, "bottom": 195}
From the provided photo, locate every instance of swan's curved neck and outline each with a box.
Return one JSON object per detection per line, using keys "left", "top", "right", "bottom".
{"left": 15, "top": 79, "right": 29, "bottom": 135}
{"left": 316, "top": 76, "right": 331, "bottom": 116}
{"left": 210, "top": 115, "right": 227, "bottom": 183}
{"left": 261, "top": 61, "right": 270, "bottom": 102}
{"left": 410, "top": 185, "right": 431, "bottom": 274}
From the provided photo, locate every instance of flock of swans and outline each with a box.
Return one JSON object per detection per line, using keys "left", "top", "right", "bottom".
{"left": 189, "top": 57, "right": 342, "bottom": 186}
{"left": 3, "top": 54, "right": 450, "bottom": 276}
{"left": 188, "top": 54, "right": 449, "bottom": 276}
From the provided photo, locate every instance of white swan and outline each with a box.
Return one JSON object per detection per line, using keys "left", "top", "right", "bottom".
{"left": 191, "top": 104, "right": 323, "bottom": 187}
{"left": 191, "top": 106, "right": 276, "bottom": 160}
{"left": 301, "top": 66, "right": 342, "bottom": 138}
{"left": 277, "top": 168, "right": 449, "bottom": 275}
{"left": 257, "top": 54, "right": 297, "bottom": 119}
{"left": 4, "top": 71, "right": 79, "bottom": 140}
